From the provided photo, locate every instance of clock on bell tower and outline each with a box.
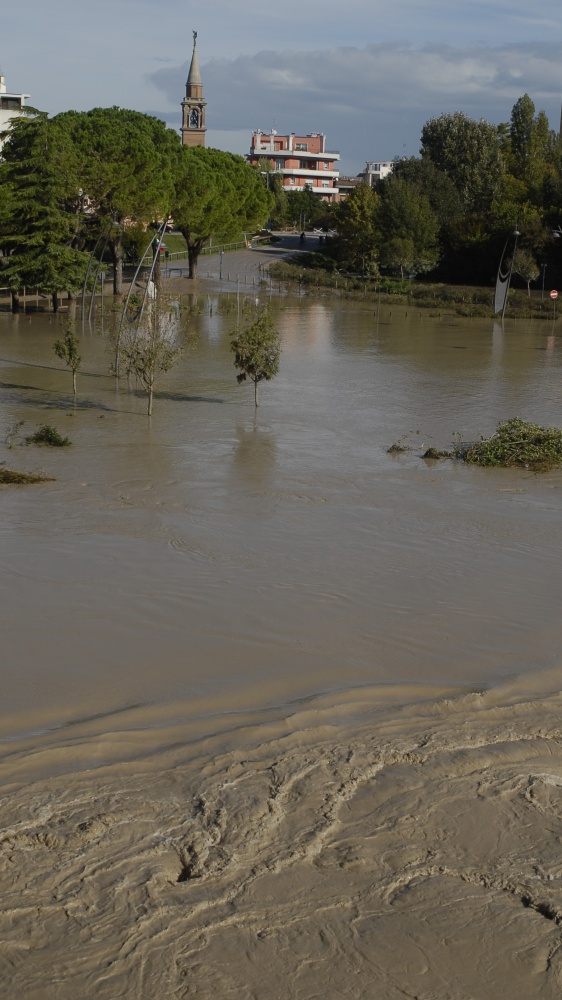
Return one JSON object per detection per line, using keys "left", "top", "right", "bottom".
{"left": 181, "top": 31, "right": 207, "bottom": 147}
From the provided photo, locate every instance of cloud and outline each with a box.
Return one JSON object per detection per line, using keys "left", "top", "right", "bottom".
{"left": 150, "top": 41, "right": 562, "bottom": 173}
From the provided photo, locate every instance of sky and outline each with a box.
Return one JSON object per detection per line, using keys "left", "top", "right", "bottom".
{"left": 3, "top": 1, "right": 562, "bottom": 175}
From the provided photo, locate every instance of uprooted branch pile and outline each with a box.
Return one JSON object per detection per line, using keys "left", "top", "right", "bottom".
{"left": 453, "top": 418, "right": 562, "bottom": 471}
{"left": 0, "top": 468, "right": 52, "bottom": 484}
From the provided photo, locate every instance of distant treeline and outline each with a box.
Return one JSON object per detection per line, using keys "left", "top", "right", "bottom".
{"left": 268, "top": 95, "right": 562, "bottom": 291}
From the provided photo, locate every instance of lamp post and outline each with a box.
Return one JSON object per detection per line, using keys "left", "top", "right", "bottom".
{"left": 220, "top": 250, "right": 224, "bottom": 280}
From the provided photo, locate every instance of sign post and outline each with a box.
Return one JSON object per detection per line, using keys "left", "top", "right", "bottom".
{"left": 550, "top": 289, "right": 558, "bottom": 321}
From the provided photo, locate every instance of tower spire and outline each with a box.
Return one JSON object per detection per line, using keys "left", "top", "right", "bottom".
{"left": 186, "top": 31, "right": 202, "bottom": 89}
{"left": 181, "top": 30, "right": 206, "bottom": 147}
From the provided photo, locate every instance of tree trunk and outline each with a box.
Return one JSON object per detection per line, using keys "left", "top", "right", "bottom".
{"left": 52, "top": 291, "right": 60, "bottom": 313}
{"left": 254, "top": 378, "right": 259, "bottom": 407}
{"left": 72, "top": 370, "right": 77, "bottom": 396}
{"left": 187, "top": 244, "right": 198, "bottom": 279}
{"left": 110, "top": 230, "right": 123, "bottom": 297}
{"left": 11, "top": 290, "right": 21, "bottom": 313}
{"left": 148, "top": 385, "right": 153, "bottom": 417}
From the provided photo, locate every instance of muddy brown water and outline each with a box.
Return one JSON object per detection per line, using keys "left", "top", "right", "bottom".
{"left": 1, "top": 298, "right": 560, "bottom": 744}
{"left": 1, "top": 296, "right": 562, "bottom": 998}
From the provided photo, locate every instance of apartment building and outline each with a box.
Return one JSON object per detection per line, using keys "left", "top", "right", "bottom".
{"left": 249, "top": 130, "right": 340, "bottom": 202}
{"left": 359, "top": 160, "right": 394, "bottom": 186}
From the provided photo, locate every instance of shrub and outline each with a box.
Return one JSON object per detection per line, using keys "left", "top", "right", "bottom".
{"left": 26, "top": 425, "right": 71, "bottom": 447}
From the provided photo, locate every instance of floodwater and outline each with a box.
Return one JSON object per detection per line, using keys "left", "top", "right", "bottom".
{"left": 1, "top": 295, "right": 562, "bottom": 998}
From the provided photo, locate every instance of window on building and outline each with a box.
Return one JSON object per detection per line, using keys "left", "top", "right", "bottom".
{"left": 321, "top": 180, "right": 330, "bottom": 187}
{"left": 295, "top": 142, "right": 308, "bottom": 151}
{"left": 323, "top": 162, "right": 330, "bottom": 169}
{"left": 1, "top": 98, "right": 22, "bottom": 110}
{"left": 275, "top": 159, "right": 284, "bottom": 169}
{"left": 289, "top": 178, "right": 295, "bottom": 185}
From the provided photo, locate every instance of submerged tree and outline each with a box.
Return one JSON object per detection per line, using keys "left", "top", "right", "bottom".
{"left": 53, "top": 319, "right": 81, "bottom": 395}
{"left": 231, "top": 314, "right": 280, "bottom": 406}
{"left": 121, "top": 298, "right": 182, "bottom": 416}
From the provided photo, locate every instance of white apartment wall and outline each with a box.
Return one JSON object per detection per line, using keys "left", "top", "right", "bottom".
{"left": 360, "top": 160, "right": 394, "bottom": 184}
{"left": 0, "top": 75, "right": 31, "bottom": 155}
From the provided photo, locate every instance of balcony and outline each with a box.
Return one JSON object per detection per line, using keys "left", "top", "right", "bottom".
{"left": 251, "top": 148, "right": 340, "bottom": 161}
{"left": 279, "top": 168, "right": 339, "bottom": 180}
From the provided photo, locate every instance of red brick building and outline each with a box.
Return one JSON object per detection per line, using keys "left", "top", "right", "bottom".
{"left": 248, "top": 131, "right": 340, "bottom": 202}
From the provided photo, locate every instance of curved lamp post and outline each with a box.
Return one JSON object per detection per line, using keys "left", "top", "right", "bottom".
{"left": 494, "top": 226, "right": 520, "bottom": 320}
{"left": 81, "top": 218, "right": 120, "bottom": 326}
{"left": 114, "top": 216, "right": 169, "bottom": 378}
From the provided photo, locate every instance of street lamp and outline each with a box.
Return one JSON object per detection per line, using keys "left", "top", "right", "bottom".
{"left": 220, "top": 250, "right": 224, "bottom": 280}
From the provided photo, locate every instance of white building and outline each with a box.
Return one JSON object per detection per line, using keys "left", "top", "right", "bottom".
{"left": 0, "top": 73, "right": 30, "bottom": 154}
{"left": 359, "top": 160, "right": 394, "bottom": 186}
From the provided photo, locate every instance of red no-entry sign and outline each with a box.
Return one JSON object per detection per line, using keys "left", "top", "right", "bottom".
{"left": 550, "top": 290, "right": 558, "bottom": 299}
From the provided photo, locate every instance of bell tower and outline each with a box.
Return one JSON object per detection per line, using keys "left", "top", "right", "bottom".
{"left": 181, "top": 31, "right": 207, "bottom": 147}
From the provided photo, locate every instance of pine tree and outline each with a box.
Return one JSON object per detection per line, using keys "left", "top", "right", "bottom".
{"left": 0, "top": 112, "right": 89, "bottom": 310}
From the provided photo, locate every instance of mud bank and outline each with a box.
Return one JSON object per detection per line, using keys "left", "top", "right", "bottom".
{"left": 1, "top": 676, "right": 562, "bottom": 999}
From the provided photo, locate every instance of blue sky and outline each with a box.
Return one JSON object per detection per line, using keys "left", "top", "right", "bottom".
{"left": 3, "top": 1, "right": 562, "bottom": 173}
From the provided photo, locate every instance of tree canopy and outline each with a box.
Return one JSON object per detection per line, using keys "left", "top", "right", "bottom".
{"left": 377, "top": 178, "right": 440, "bottom": 277}
{"left": 324, "top": 93, "right": 562, "bottom": 290}
{"left": 56, "top": 107, "right": 180, "bottom": 294}
{"left": 231, "top": 314, "right": 280, "bottom": 406}
{"left": 0, "top": 105, "right": 270, "bottom": 301}
{"left": 420, "top": 111, "right": 504, "bottom": 212}
{"left": 0, "top": 112, "right": 90, "bottom": 306}
{"left": 331, "top": 183, "right": 380, "bottom": 274}
{"left": 172, "top": 147, "right": 270, "bottom": 277}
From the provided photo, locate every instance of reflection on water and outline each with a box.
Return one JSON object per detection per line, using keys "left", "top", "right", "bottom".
{"left": 231, "top": 418, "right": 277, "bottom": 490}
{"left": 1, "top": 298, "right": 561, "bottom": 744}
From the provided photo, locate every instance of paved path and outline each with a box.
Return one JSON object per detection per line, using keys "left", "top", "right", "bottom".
{"left": 164, "top": 233, "right": 317, "bottom": 290}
